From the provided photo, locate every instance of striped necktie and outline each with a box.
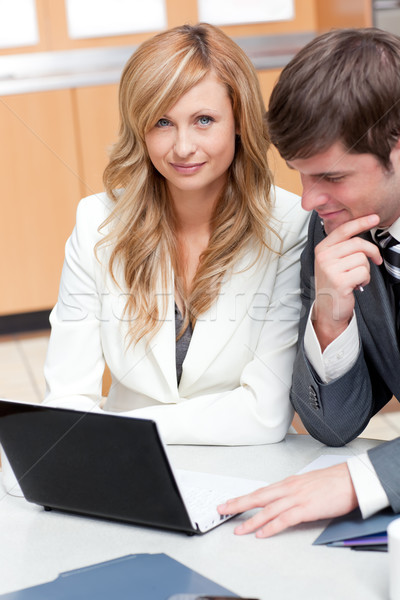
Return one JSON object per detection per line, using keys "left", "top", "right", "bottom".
{"left": 375, "top": 229, "right": 400, "bottom": 285}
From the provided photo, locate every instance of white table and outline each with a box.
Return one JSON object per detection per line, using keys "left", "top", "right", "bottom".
{"left": 0, "top": 434, "right": 390, "bottom": 599}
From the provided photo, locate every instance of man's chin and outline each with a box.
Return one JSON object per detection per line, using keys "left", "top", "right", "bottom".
{"left": 322, "top": 220, "right": 339, "bottom": 235}
{"left": 321, "top": 214, "right": 349, "bottom": 235}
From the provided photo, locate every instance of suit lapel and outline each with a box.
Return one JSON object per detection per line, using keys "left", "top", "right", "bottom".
{"left": 355, "top": 258, "right": 400, "bottom": 385}
{"left": 137, "top": 252, "right": 268, "bottom": 397}
{"left": 179, "top": 247, "right": 273, "bottom": 392}
{"left": 141, "top": 247, "right": 275, "bottom": 396}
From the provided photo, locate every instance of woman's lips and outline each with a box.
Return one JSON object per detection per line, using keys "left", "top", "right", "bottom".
{"left": 170, "top": 162, "right": 205, "bottom": 174}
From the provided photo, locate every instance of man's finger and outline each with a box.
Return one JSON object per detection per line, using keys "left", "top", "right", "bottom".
{"left": 233, "top": 496, "right": 295, "bottom": 535}
{"left": 317, "top": 239, "right": 382, "bottom": 266}
{"left": 218, "top": 487, "right": 271, "bottom": 515}
{"left": 323, "top": 213, "right": 379, "bottom": 245}
{"left": 255, "top": 506, "right": 306, "bottom": 538}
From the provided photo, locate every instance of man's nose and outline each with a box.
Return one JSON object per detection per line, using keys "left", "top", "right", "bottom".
{"left": 300, "top": 176, "right": 329, "bottom": 212}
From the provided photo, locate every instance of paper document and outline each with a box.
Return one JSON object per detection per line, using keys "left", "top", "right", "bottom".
{"left": 297, "top": 454, "right": 349, "bottom": 474}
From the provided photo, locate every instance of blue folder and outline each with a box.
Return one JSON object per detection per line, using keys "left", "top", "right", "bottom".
{"left": 0, "top": 553, "right": 238, "bottom": 599}
{"left": 313, "top": 508, "right": 399, "bottom": 549}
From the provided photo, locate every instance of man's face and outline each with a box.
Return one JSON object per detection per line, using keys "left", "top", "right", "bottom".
{"left": 287, "top": 141, "right": 400, "bottom": 234}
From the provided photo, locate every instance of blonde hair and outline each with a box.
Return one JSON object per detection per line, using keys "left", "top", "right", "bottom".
{"left": 100, "top": 23, "right": 276, "bottom": 344}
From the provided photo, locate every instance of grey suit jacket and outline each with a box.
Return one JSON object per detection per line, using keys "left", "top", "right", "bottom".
{"left": 291, "top": 211, "right": 400, "bottom": 511}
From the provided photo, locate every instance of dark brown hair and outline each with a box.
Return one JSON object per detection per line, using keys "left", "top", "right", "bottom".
{"left": 267, "top": 28, "right": 400, "bottom": 169}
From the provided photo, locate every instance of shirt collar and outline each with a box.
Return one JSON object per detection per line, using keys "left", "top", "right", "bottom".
{"left": 372, "top": 216, "right": 400, "bottom": 243}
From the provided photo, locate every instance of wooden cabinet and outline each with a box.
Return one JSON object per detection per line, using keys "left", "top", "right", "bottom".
{"left": 0, "top": 89, "right": 81, "bottom": 314}
{"left": 316, "top": 0, "right": 372, "bottom": 31}
{"left": 0, "top": 84, "right": 123, "bottom": 316}
{"left": 73, "top": 84, "right": 119, "bottom": 196}
{"left": 2, "top": 0, "right": 373, "bottom": 57}
{"left": 258, "top": 69, "right": 302, "bottom": 196}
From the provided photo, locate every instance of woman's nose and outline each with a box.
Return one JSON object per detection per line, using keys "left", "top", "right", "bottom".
{"left": 173, "top": 129, "right": 196, "bottom": 157}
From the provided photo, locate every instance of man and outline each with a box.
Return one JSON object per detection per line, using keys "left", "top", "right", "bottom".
{"left": 218, "top": 27, "right": 400, "bottom": 537}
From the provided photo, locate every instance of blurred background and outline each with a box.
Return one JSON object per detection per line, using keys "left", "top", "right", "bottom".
{"left": 1, "top": 0, "right": 399, "bottom": 439}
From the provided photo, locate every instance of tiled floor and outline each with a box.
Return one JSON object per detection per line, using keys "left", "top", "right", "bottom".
{"left": 1, "top": 331, "right": 400, "bottom": 442}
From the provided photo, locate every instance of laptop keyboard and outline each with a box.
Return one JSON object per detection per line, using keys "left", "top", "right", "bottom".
{"left": 180, "top": 484, "right": 231, "bottom": 525}
{"left": 173, "top": 468, "right": 267, "bottom": 532}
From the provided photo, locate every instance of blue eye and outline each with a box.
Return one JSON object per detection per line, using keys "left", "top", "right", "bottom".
{"left": 198, "top": 115, "right": 213, "bottom": 126}
{"left": 156, "top": 118, "right": 171, "bottom": 128}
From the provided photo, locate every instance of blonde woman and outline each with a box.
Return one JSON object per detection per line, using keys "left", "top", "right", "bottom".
{"left": 44, "top": 23, "right": 309, "bottom": 445}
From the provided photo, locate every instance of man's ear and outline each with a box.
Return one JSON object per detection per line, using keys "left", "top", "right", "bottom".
{"left": 389, "top": 137, "right": 400, "bottom": 170}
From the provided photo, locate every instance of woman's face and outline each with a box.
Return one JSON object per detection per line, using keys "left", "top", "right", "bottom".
{"left": 145, "top": 73, "right": 237, "bottom": 201}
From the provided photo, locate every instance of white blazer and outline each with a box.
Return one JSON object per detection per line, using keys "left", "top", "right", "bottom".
{"left": 44, "top": 188, "right": 309, "bottom": 445}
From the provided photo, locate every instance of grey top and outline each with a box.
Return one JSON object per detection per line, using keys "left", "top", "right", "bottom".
{"left": 175, "top": 303, "right": 193, "bottom": 385}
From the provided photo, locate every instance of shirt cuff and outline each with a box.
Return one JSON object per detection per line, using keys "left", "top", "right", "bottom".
{"left": 347, "top": 453, "right": 390, "bottom": 518}
{"left": 304, "top": 304, "right": 360, "bottom": 383}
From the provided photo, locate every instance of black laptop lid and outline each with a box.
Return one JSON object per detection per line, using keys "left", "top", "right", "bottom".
{"left": 0, "top": 400, "right": 194, "bottom": 533}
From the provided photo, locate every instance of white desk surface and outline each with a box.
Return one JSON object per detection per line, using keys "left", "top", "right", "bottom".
{"left": 0, "top": 434, "right": 389, "bottom": 599}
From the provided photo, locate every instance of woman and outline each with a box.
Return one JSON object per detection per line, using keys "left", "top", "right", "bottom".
{"left": 44, "top": 23, "right": 309, "bottom": 445}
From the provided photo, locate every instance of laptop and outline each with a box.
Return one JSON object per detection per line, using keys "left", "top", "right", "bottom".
{"left": 0, "top": 399, "right": 267, "bottom": 534}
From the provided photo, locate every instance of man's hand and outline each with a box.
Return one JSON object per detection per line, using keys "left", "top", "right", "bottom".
{"left": 217, "top": 463, "right": 358, "bottom": 538}
{"left": 313, "top": 214, "right": 382, "bottom": 351}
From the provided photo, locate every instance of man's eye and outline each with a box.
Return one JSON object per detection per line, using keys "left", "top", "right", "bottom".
{"left": 156, "top": 118, "right": 171, "bottom": 127}
{"left": 324, "top": 176, "right": 344, "bottom": 183}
